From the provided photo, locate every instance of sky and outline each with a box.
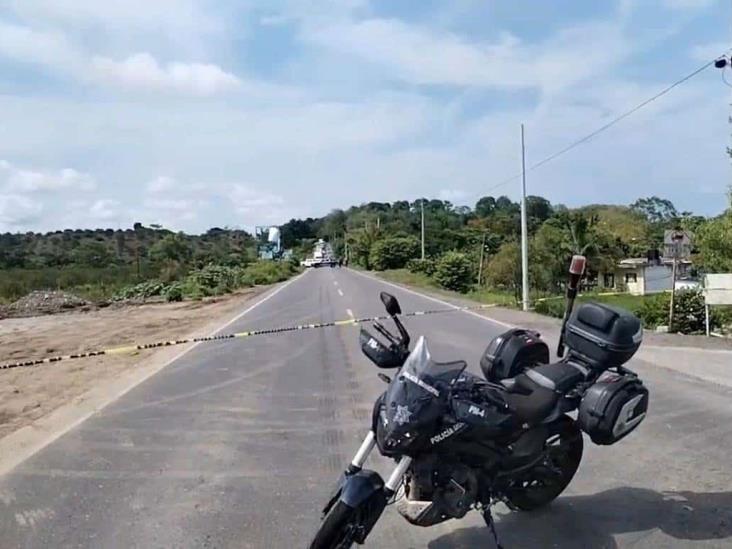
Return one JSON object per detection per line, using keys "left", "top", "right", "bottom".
{"left": 0, "top": 0, "right": 730, "bottom": 234}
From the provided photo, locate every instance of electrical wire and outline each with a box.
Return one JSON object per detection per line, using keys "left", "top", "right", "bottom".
{"left": 482, "top": 50, "right": 732, "bottom": 195}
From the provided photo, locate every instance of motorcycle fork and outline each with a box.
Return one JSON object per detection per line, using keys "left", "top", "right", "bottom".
{"left": 346, "top": 431, "right": 376, "bottom": 474}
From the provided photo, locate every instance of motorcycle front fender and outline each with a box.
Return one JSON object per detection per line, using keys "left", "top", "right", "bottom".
{"left": 324, "top": 469, "right": 387, "bottom": 544}
{"left": 340, "top": 469, "right": 385, "bottom": 508}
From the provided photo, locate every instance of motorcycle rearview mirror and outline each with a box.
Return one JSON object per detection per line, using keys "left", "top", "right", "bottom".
{"left": 557, "top": 255, "right": 586, "bottom": 357}
{"left": 380, "top": 292, "right": 402, "bottom": 316}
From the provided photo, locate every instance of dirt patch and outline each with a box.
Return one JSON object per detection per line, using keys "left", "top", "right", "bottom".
{"left": 1, "top": 290, "right": 90, "bottom": 318}
{"left": 0, "top": 287, "right": 267, "bottom": 440}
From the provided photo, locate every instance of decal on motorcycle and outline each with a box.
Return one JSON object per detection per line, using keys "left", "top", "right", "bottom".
{"left": 394, "top": 405, "right": 413, "bottom": 426}
{"left": 402, "top": 371, "right": 440, "bottom": 397}
{"left": 612, "top": 394, "right": 646, "bottom": 437}
{"left": 367, "top": 338, "right": 379, "bottom": 350}
{"left": 468, "top": 405, "right": 485, "bottom": 418}
{"left": 430, "top": 422, "right": 466, "bottom": 444}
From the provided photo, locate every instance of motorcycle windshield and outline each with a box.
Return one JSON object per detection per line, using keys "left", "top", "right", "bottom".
{"left": 380, "top": 337, "right": 466, "bottom": 453}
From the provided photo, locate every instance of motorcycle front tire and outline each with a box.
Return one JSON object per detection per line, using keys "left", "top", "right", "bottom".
{"left": 309, "top": 501, "right": 357, "bottom": 549}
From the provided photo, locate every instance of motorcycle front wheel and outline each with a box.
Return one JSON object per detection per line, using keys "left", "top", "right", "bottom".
{"left": 504, "top": 415, "right": 583, "bottom": 511}
{"left": 309, "top": 501, "right": 357, "bottom": 549}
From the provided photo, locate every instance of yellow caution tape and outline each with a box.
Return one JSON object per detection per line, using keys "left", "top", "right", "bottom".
{"left": 0, "top": 304, "right": 497, "bottom": 371}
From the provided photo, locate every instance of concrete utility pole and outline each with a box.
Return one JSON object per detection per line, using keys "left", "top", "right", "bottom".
{"left": 668, "top": 231, "right": 684, "bottom": 330}
{"left": 477, "top": 232, "right": 486, "bottom": 286}
{"left": 421, "top": 199, "right": 425, "bottom": 260}
{"left": 520, "top": 124, "right": 529, "bottom": 312}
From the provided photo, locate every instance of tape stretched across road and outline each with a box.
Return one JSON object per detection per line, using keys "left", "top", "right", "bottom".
{"left": 0, "top": 304, "right": 497, "bottom": 371}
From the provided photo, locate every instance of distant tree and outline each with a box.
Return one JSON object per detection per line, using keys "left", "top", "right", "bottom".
{"left": 526, "top": 195, "right": 553, "bottom": 222}
{"left": 485, "top": 241, "right": 522, "bottom": 299}
{"left": 475, "top": 196, "right": 496, "bottom": 218}
{"left": 149, "top": 233, "right": 193, "bottom": 263}
{"left": 696, "top": 188, "right": 732, "bottom": 272}
{"left": 495, "top": 195, "right": 519, "bottom": 214}
{"left": 71, "top": 241, "right": 113, "bottom": 267}
{"left": 630, "top": 196, "right": 679, "bottom": 224}
{"left": 434, "top": 251, "right": 473, "bottom": 293}
{"left": 370, "top": 236, "right": 420, "bottom": 270}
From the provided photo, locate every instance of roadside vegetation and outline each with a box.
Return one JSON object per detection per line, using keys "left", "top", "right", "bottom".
{"left": 0, "top": 224, "right": 299, "bottom": 307}
{"left": 283, "top": 189, "right": 732, "bottom": 335}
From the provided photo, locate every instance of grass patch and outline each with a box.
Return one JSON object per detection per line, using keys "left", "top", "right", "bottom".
{"left": 375, "top": 269, "right": 517, "bottom": 307}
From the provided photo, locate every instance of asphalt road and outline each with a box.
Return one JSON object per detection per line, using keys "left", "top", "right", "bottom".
{"left": 1, "top": 267, "right": 732, "bottom": 548}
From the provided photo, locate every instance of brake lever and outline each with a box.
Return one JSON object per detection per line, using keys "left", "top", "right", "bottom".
{"left": 372, "top": 320, "right": 398, "bottom": 344}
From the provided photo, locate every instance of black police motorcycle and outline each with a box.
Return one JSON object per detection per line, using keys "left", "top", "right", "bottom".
{"left": 310, "top": 256, "right": 649, "bottom": 548}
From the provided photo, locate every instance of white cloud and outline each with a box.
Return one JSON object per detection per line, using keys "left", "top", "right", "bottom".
{"left": 0, "top": 194, "right": 43, "bottom": 229}
{"left": 301, "top": 17, "right": 629, "bottom": 94}
{"left": 230, "top": 184, "right": 290, "bottom": 225}
{"left": 438, "top": 189, "right": 469, "bottom": 203}
{"left": 146, "top": 176, "right": 178, "bottom": 194}
{"left": 7, "top": 0, "right": 223, "bottom": 46}
{"left": 144, "top": 198, "right": 196, "bottom": 213}
{"left": 91, "top": 53, "right": 241, "bottom": 95}
{"left": 0, "top": 21, "right": 82, "bottom": 73}
{"left": 231, "top": 185, "right": 285, "bottom": 211}
{"left": 89, "top": 199, "right": 120, "bottom": 220}
{"left": 0, "top": 160, "right": 96, "bottom": 192}
{"left": 0, "top": 21, "right": 242, "bottom": 97}
{"left": 689, "top": 41, "right": 730, "bottom": 61}
{"left": 664, "top": 0, "right": 716, "bottom": 9}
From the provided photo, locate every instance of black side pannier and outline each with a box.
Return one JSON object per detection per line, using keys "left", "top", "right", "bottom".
{"left": 578, "top": 372, "right": 649, "bottom": 445}
{"left": 480, "top": 329, "right": 549, "bottom": 383}
{"left": 564, "top": 302, "right": 642, "bottom": 369}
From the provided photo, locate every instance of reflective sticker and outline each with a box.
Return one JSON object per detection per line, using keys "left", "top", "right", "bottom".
{"left": 393, "top": 405, "right": 412, "bottom": 426}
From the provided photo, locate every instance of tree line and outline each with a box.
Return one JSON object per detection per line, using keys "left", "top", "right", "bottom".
{"left": 282, "top": 191, "right": 732, "bottom": 297}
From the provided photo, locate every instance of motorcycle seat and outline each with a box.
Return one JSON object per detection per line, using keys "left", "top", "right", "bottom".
{"left": 524, "top": 361, "right": 587, "bottom": 393}
{"left": 501, "top": 362, "right": 587, "bottom": 424}
{"left": 503, "top": 383, "right": 558, "bottom": 425}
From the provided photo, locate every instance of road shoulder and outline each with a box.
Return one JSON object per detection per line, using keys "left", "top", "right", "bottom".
{"left": 0, "top": 273, "right": 304, "bottom": 476}
{"left": 354, "top": 268, "right": 732, "bottom": 389}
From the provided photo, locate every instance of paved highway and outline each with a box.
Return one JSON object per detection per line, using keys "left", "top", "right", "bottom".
{"left": 1, "top": 267, "right": 732, "bottom": 548}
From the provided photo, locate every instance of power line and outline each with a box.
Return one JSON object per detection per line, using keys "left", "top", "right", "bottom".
{"left": 483, "top": 50, "right": 732, "bottom": 196}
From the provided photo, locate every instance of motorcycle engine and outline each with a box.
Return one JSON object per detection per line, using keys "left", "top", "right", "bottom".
{"left": 396, "top": 455, "right": 478, "bottom": 527}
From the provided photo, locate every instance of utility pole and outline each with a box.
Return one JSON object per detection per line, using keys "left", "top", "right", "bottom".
{"left": 421, "top": 199, "right": 425, "bottom": 260}
{"left": 668, "top": 231, "right": 684, "bottom": 331}
{"left": 520, "top": 124, "right": 529, "bottom": 312}
{"left": 477, "top": 232, "right": 486, "bottom": 286}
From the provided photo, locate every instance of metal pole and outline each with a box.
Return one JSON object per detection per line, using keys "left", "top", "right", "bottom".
{"left": 520, "top": 124, "right": 529, "bottom": 311}
{"left": 705, "top": 303, "right": 711, "bottom": 337}
{"left": 668, "top": 256, "right": 677, "bottom": 331}
{"left": 421, "top": 200, "right": 425, "bottom": 260}
{"left": 477, "top": 232, "right": 486, "bottom": 286}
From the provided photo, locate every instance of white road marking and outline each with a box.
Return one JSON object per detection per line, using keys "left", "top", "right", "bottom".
{"left": 349, "top": 268, "right": 513, "bottom": 329}
{"left": 337, "top": 289, "right": 344, "bottom": 297}
{"left": 346, "top": 309, "right": 354, "bottom": 319}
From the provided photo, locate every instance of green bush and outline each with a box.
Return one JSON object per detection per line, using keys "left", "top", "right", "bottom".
{"left": 534, "top": 297, "right": 565, "bottom": 318}
{"left": 407, "top": 258, "right": 436, "bottom": 276}
{"left": 184, "top": 264, "right": 239, "bottom": 297}
{"left": 370, "top": 237, "right": 420, "bottom": 271}
{"left": 633, "top": 293, "right": 669, "bottom": 329}
{"left": 113, "top": 280, "right": 168, "bottom": 301}
{"left": 671, "top": 289, "right": 707, "bottom": 334}
{"left": 434, "top": 251, "right": 473, "bottom": 293}
{"left": 164, "top": 282, "right": 183, "bottom": 302}
{"left": 240, "top": 261, "right": 294, "bottom": 285}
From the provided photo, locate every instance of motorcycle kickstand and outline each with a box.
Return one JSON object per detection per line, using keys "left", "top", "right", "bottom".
{"left": 481, "top": 505, "right": 505, "bottom": 549}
